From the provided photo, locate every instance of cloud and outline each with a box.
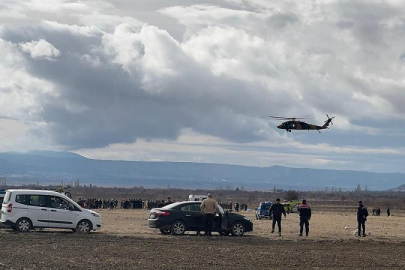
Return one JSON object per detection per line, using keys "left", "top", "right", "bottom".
{"left": 1, "top": 0, "right": 405, "bottom": 173}
{"left": 19, "top": 39, "right": 61, "bottom": 60}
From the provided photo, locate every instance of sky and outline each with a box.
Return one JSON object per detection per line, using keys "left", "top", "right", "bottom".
{"left": 0, "top": 0, "right": 405, "bottom": 173}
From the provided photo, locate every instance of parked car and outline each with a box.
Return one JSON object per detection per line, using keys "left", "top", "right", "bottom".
{"left": 255, "top": 201, "right": 273, "bottom": 220}
{"left": 148, "top": 201, "right": 253, "bottom": 236}
{"left": 0, "top": 189, "right": 102, "bottom": 233}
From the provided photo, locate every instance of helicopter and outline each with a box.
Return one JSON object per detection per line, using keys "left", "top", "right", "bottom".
{"left": 269, "top": 114, "right": 335, "bottom": 133}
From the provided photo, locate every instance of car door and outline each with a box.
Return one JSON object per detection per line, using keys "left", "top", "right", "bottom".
{"left": 181, "top": 204, "right": 204, "bottom": 230}
{"left": 47, "top": 195, "right": 78, "bottom": 229}
{"left": 26, "top": 194, "right": 49, "bottom": 227}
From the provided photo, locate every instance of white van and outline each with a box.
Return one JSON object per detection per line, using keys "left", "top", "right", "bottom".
{"left": 0, "top": 189, "right": 101, "bottom": 233}
{"left": 188, "top": 195, "right": 207, "bottom": 201}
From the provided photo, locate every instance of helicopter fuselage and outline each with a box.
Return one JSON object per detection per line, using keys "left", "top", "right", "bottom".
{"left": 277, "top": 120, "right": 326, "bottom": 132}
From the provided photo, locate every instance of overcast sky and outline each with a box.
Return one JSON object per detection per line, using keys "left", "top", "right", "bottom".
{"left": 1, "top": 0, "right": 405, "bottom": 173}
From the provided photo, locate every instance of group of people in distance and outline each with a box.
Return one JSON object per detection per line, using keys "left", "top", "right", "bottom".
{"left": 200, "top": 194, "right": 375, "bottom": 238}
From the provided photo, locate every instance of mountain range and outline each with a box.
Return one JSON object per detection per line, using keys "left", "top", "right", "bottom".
{"left": 0, "top": 151, "right": 404, "bottom": 191}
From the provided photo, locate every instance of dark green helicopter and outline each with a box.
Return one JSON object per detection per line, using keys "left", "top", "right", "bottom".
{"left": 270, "top": 114, "right": 335, "bottom": 133}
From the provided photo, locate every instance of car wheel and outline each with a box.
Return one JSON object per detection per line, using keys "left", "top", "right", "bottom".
{"left": 16, "top": 218, "right": 32, "bottom": 232}
{"left": 160, "top": 229, "right": 171, "bottom": 235}
{"left": 76, "top": 220, "right": 92, "bottom": 234}
{"left": 230, "top": 222, "right": 245, "bottom": 236}
{"left": 171, "top": 220, "right": 186, "bottom": 235}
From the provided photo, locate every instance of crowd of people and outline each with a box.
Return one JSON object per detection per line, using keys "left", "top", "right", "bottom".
{"left": 217, "top": 202, "right": 248, "bottom": 212}
{"left": 77, "top": 198, "right": 175, "bottom": 210}
{"left": 76, "top": 197, "right": 249, "bottom": 211}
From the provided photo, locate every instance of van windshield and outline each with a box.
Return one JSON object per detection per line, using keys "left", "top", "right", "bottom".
{"left": 3, "top": 191, "right": 11, "bottom": 204}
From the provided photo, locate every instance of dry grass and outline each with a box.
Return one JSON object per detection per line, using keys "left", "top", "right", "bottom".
{"left": 98, "top": 207, "right": 405, "bottom": 241}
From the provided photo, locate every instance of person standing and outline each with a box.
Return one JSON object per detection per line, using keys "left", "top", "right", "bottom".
{"left": 387, "top": 207, "right": 391, "bottom": 217}
{"left": 357, "top": 201, "right": 368, "bottom": 237}
{"left": 200, "top": 193, "right": 220, "bottom": 238}
{"left": 269, "top": 198, "right": 286, "bottom": 236}
{"left": 297, "top": 199, "right": 312, "bottom": 236}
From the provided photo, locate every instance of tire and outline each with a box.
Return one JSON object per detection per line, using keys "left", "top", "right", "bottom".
{"left": 230, "top": 222, "right": 245, "bottom": 236}
{"left": 76, "top": 220, "right": 92, "bottom": 234}
{"left": 160, "top": 229, "right": 171, "bottom": 235}
{"left": 171, "top": 220, "right": 186, "bottom": 235}
{"left": 16, "top": 218, "right": 32, "bottom": 232}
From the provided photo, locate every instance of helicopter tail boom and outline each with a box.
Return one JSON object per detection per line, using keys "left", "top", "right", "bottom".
{"left": 322, "top": 114, "right": 335, "bottom": 128}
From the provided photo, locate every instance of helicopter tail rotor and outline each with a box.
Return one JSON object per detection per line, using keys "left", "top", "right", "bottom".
{"left": 325, "top": 114, "right": 335, "bottom": 126}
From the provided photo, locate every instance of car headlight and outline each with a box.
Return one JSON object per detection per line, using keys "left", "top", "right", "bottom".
{"left": 91, "top": 212, "right": 101, "bottom": 218}
{"left": 243, "top": 216, "right": 251, "bottom": 222}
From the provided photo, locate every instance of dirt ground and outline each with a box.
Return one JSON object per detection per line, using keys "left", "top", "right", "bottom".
{"left": 1, "top": 207, "right": 405, "bottom": 269}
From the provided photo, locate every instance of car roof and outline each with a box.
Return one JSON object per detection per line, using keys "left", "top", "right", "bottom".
{"left": 6, "top": 189, "right": 65, "bottom": 196}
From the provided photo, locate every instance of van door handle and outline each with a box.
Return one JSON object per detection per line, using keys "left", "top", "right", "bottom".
{"left": 41, "top": 209, "right": 47, "bottom": 211}
{"left": 51, "top": 210, "right": 57, "bottom": 212}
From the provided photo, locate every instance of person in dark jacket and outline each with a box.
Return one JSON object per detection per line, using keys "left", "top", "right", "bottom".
{"left": 357, "top": 201, "right": 368, "bottom": 237}
{"left": 298, "top": 199, "right": 312, "bottom": 236}
{"left": 269, "top": 198, "right": 286, "bottom": 236}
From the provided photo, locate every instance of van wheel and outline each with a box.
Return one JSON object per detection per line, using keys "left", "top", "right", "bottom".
{"left": 171, "top": 220, "right": 186, "bottom": 235}
{"left": 230, "top": 222, "right": 245, "bottom": 236}
{"left": 76, "top": 220, "right": 92, "bottom": 233}
{"left": 16, "top": 218, "right": 32, "bottom": 232}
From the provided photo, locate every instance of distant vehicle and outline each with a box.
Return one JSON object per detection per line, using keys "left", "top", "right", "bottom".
{"left": 55, "top": 185, "right": 72, "bottom": 198}
{"left": 255, "top": 201, "right": 273, "bottom": 220}
{"left": 281, "top": 200, "right": 300, "bottom": 213}
{"left": 0, "top": 189, "right": 101, "bottom": 233}
{"left": 270, "top": 114, "right": 335, "bottom": 133}
{"left": 188, "top": 195, "right": 207, "bottom": 201}
{"left": 148, "top": 201, "right": 253, "bottom": 236}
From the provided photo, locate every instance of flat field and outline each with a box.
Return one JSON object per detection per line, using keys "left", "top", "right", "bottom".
{"left": 1, "top": 207, "right": 405, "bottom": 269}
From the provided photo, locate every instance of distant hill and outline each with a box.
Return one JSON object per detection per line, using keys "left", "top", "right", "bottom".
{"left": 389, "top": 184, "right": 405, "bottom": 192}
{"left": 0, "top": 151, "right": 404, "bottom": 191}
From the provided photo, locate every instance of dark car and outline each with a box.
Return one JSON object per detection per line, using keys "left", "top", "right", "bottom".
{"left": 255, "top": 201, "right": 273, "bottom": 220}
{"left": 148, "top": 201, "right": 253, "bottom": 236}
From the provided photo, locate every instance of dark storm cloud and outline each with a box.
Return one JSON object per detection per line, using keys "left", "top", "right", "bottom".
{"left": 1, "top": 21, "right": 284, "bottom": 149}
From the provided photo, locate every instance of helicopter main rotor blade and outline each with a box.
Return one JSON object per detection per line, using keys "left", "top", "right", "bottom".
{"left": 269, "top": 115, "right": 312, "bottom": 120}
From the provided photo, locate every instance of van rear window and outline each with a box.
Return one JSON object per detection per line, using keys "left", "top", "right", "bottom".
{"left": 3, "top": 192, "right": 12, "bottom": 204}
{"left": 16, "top": 195, "right": 28, "bottom": 204}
